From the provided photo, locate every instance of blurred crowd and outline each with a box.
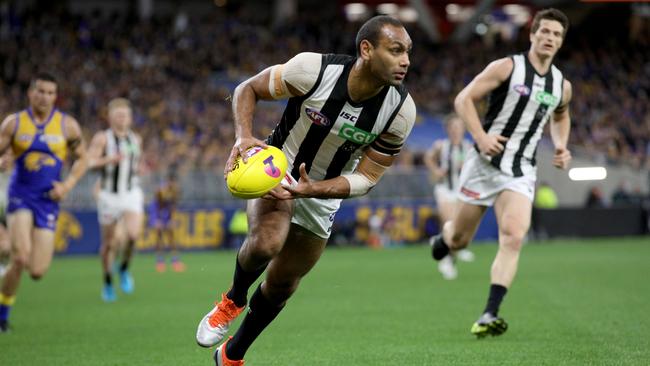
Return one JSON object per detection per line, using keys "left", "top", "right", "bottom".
{"left": 0, "top": 4, "right": 648, "bottom": 178}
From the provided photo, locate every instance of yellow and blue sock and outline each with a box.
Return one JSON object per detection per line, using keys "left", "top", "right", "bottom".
{"left": 0, "top": 293, "right": 16, "bottom": 323}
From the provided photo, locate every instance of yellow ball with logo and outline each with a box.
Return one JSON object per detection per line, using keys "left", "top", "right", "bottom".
{"left": 226, "top": 146, "right": 288, "bottom": 199}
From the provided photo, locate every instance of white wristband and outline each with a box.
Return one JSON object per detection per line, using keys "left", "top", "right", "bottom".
{"left": 342, "top": 173, "right": 375, "bottom": 198}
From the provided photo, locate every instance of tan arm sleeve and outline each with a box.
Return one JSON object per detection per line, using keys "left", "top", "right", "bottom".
{"left": 268, "top": 52, "right": 322, "bottom": 99}
{"left": 369, "top": 94, "right": 416, "bottom": 156}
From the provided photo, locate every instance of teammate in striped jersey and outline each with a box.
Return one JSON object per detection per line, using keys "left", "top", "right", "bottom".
{"left": 87, "top": 98, "right": 144, "bottom": 302}
{"left": 0, "top": 73, "right": 88, "bottom": 332}
{"left": 196, "top": 16, "right": 416, "bottom": 365}
{"left": 425, "top": 113, "right": 475, "bottom": 280}
{"left": 430, "top": 9, "right": 573, "bottom": 338}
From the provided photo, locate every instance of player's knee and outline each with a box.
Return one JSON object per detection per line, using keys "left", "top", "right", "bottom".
{"left": 247, "top": 234, "right": 284, "bottom": 260}
{"left": 12, "top": 253, "right": 30, "bottom": 269}
{"left": 499, "top": 227, "right": 526, "bottom": 251}
{"left": 30, "top": 271, "right": 46, "bottom": 281}
{"left": 449, "top": 231, "right": 471, "bottom": 249}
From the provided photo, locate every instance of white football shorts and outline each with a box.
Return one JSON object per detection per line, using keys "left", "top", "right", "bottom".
{"left": 97, "top": 187, "right": 144, "bottom": 225}
{"left": 457, "top": 149, "right": 536, "bottom": 206}
{"left": 281, "top": 174, "right": 340, "bottom": 239}
{"left": 434, "top": 185, "right": 458, "bottom": 204}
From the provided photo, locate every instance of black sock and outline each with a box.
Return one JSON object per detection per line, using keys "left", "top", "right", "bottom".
{"left": 431, "top": 234, "right": 450, "bottom": 260}
{"left": 104, "top": 273, "right": 112, "bottom": 286}
{"left": 227, "top": 256, "right": 266, "bottom": 307}
{"left": 226, "top": 285, "right": 284, "bottom": 360}
{"left": 484, "top": 284, "right": 508, "bottom": 316}
{"left": 120, "top": 239, "right": 135, "bottom": 272}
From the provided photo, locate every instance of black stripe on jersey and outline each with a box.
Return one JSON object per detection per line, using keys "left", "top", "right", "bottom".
{"left": 112, "top": 133, "right": 120, "bottom": 193}
{"left": 512, "top": 70, "right": 554, "bottom": 176}
{"left": 324, "top": 87, "right": 389, "bottom": 179}
{"left": 483, "top": 62, "right": 513, "bottom": 132}
{"left": 490, "top": 56, "right": 534, "bottom": 169}
{"left": 290, "top": 62, "right": 352, "bottom": 179}
{"left": 266, "top": 63, "right": 326, "bottom": 149}
{"left": 127, "top": 134, "right": 134, "bottom": 190}
{"left": 370, "top": 86, "right": 408, "bottom": 155}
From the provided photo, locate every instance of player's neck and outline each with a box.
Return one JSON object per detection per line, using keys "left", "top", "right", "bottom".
{"left": 527, "top": 50, "right": 553, "bottom": 75}
{"left": 348, "top": 60, "right": 384, "bottom": 103}
{"left": 111, "top": 127, "right": 128, "bottom": 138}
{"left": 30, "top": 106, "right": 53, "bottom": 123}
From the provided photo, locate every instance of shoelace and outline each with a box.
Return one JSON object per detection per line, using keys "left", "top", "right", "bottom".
{"left": 208, "top": 294, "right": 243, "bottom": 327}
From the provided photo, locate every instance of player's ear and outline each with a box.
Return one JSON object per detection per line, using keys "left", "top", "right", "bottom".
{"left": 360, "top": 39, "right": 373, "bottom": 61}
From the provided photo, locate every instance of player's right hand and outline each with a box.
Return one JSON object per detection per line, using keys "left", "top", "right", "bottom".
{"left": 476, "top": 134, "right": 508, "bottom": 156}
{"left": 49, "top": 181, "right": 72, "bottom": 202}
{"left": 109, "top": 153, "right": 123, "bottom": 164}
{"left": 224, "top": 136, "right": 268, "bottom": 176}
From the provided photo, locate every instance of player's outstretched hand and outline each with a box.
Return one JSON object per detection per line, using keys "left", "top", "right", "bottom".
{"left": 49, "top": 181, "right": 71, "bottom": 202}
{"left": 553, "top": 147, "right": 571, "bottom": 169}
{"left": 263, "top": 163, "right": 312, "bottom": 200}
{"left": 224, "top": 136, "right": 268, "bottom": 176}
{"left": 476, "top": 134, "right": 508, "bottom": 157}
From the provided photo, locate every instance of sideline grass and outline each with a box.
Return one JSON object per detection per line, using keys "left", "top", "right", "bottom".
{"left": 1, "top": 237, "right": 648, "bottom": 365}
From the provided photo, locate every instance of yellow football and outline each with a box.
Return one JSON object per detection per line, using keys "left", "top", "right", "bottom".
{"left": 226, "top": 146, "right": 288, "bottom": 199}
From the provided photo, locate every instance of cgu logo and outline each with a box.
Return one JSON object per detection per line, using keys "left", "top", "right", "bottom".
{"left": 263, "top": 155, "right": 281, "bottom": 178}
{"left": 534, "top": 91, "right": 558, "bottom": 107}
{"left": 513, "top": 84, "right": 531, "bottom": 96}
{"left": 338, "top": 123, "right": 377, "bottom": 144}
{"left": 305, "top": 108, "right": 331, "bottom": 127}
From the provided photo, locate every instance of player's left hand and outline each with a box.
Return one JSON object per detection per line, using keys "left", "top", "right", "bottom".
{"left": 49, "top": 181, "right": 71, "bottom": 201}
{"left": 224, "top": 136, "right": 268, "bottom": 177}
{"left": 553, "top": 147, "right": 571, "bottom": 170}
{"left": 263, "top": 163, "right": 312, "bottom": 200}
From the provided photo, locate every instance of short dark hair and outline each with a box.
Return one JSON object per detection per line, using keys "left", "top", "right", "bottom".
{"left": 355, "top": 15, "right": 405, "bottom": 56}
{"left": 30, "top": 72, "right": 57, "bottom": 88}
{"left": 531, "top": 8, "right": 569, "bottom": 37}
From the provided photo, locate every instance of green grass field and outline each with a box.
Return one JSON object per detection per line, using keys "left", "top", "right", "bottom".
{"left": 1, "top": 237, "right": 649, "bottom": 365}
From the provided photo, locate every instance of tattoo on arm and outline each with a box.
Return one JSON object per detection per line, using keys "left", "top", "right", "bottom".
{"left": 68, "top": 137, "right": 82, "bottom": 150}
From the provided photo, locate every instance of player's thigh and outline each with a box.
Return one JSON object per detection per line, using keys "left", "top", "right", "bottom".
{"left": 100, "top": 221, "right": 119, "bottom": 249}
{"left": 29, "top": 228, "right": 55, "bottom": 276}
{"left": 0, "top": 223, "right": 9, "bottom": 252}
{"left": 436, "top": 199, "right": 457, "bottom": 223}
{"left": 265, "top": 223, "right": 327, "bottom": 289}
{"left": 449, "top": 201, "right": 487, "bottom": 243}
{"left": 7, "top": 210, "right": 34, "bottom": 257}
{"left": 123, "top": 210, "right": 144, "bottom": 239}
{"left": 242, "top": 198, "right": 293, "bottom": 256}
{"left": 494, "top": 190, "right": 532, "bottom": 238}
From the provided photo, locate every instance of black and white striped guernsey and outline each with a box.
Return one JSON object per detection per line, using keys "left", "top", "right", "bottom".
{"left": 101, "top": 129, "right": 141, "bottom": 193}
{"left": 267, "top": 54, "right": 410, "bottom": 181}
{"left": 437, "top": 139, "right": 472, "bottom": 191}
{"left": 479, "top": 53, "right": 564, "bottom": 177}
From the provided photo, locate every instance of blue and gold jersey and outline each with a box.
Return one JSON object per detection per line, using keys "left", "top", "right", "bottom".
{"left": 9, "top": 108, "right": 68, "bottom": 196}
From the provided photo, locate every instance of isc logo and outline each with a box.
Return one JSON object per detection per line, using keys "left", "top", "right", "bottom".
{"left": 338, "top": 123, "right": 377, "bottom": 144}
